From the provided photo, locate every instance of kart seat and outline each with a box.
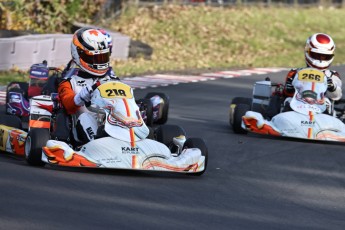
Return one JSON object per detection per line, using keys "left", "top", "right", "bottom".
{"left": 41, "top": 74, "right": 59, "bottom": 96}
{"left": 51, "top": 110, "right": 71, "bottom": 142}
{"left": 95, "top": 125, "right": 109, "bottom": 139}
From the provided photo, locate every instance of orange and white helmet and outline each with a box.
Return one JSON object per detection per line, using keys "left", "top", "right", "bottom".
{"left": 305, "top": 33, "right": 335, "bottom": 70}
{"left": 71, "top": 27, "right": 110, "bottom": 76}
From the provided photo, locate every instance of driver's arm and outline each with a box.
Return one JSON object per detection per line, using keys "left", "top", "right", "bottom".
{"left": 283, "top": 69, "right": 297, "bottom": 97}
{"left": 58, "top": 80, "right": 79, "bottom": 114}
{"left": 326, "top": 70, "right": 342, "bottom": 101}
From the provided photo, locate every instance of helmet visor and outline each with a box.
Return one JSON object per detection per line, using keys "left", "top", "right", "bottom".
{"left": 309, "top": 51, "right": 334, "bottom": 61}
{"left": 77, "top": 47, "right": 110, "bottom": 65}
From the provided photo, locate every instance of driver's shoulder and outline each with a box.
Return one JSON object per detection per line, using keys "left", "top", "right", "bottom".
{"left": 323, "top": 69, "right": 341, "bottom": 78}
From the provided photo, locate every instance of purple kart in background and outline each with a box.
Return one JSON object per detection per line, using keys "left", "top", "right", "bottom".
{"left": 5, "top": 61, "right": 169, "bottom": 127}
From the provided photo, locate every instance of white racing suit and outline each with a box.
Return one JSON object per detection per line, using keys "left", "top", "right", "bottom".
{"left": 58, "top": 64, "right": 119, "bottom": 143}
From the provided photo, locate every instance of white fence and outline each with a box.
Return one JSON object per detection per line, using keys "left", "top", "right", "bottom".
{"left": 0, "top": 32, "right": 130, "bottom": 71}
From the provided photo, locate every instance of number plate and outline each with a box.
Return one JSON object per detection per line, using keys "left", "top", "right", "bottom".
{"left": 297, "top": 68, "right": 325, "bottom": 83}
{"left": 97, "top": 82, "right": 133, "bottom": 99}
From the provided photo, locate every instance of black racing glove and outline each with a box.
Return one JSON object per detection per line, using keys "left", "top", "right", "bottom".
{"left": 327, "top": 77, "right": 337, "bottom": 92}
{"left": 285, "top": 77, "right": 294, "bottom": 93}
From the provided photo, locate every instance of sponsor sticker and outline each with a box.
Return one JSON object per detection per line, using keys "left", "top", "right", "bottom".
{"left": 301, "top": 120, "right": 315, "bottom": 127}
{"left": 99, "top": 157, "right": 121, "bottom": 164}
{"left": 296, "top": 104, "right": 321, "bottom": 113}
{"left": 121, "top": 147, "right": 139, "bottom": 154}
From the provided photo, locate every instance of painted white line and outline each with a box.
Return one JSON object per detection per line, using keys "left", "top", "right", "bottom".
{"left": 202, "top": 73, "right": 234, "bottom": 78}
{"left": 153, "top": 74, "right": 209, "bottom": 82}
{"left": 124, "top": 76, "right": 180, "bottom": 85}
{"left": 218, "top": 70, "right": 251, "bottom": 76}
{"left": 254, "top": 67, "right": 288, "bottom": 72}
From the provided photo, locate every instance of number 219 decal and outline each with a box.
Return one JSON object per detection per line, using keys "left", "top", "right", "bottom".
{"left": 98, "top": 82, "right": 133, "bottom": 99}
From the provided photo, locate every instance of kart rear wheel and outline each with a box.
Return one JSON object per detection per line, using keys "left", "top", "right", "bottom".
{"left": 233, "top": 103, "right": 250, "bottom": 134}
{"left": 229, "top": 97, "right": 252, "bottom": 126}
{"left": 0, "top": 114, "right": 22, "bottom": 129}
{"left": 136, "top": 98, "right": 154, "bottom": 127}
{"left": 155, "top": 124, "right": 186, "bottom": 148}
{"left": 183, "top": 138, "right": 208, "bottom": 176}
{"left": 145, "top": 92, "right": 169, "bottom": 125}
{"left": 25, "top": 128, "right": 50, "bottom": 167}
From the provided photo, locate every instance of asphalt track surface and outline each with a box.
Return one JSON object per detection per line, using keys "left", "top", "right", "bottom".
{"left": 1, "top": 66, "right": 345, "bottom": 230}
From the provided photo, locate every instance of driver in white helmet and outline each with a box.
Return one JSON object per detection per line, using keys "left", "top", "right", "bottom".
{"left": 58, "top": 27, "right": 117, "bottom": 144}
{"left": 283, "top": 33, "right": 342, "bottom": 111}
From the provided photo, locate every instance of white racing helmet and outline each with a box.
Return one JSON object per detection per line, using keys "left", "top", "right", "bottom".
{"left": 71, "top": 27, "right": 110, "bottom": 76}
{"left": 305, "top": 33, "right": 335, "bottom": 70}
{"left": 98, "top": 28, "right": 113, "bottom": 54}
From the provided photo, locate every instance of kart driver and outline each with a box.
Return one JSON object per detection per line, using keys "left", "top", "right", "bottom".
{"left": 283, "top": 33, "right": 342, "bottom": 111}
{"left": 58, "top": 27, "right": 118, "bottom": 144}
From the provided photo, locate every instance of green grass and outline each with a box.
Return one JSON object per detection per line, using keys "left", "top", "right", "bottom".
{"left": 107, "top": 6, "right": 345, "bottom": 76}
{"left": 0, "top": 71, "right": 28, "bottom": 85}
{"left": 2, "top": 6, "right": 345, "bottom": 82}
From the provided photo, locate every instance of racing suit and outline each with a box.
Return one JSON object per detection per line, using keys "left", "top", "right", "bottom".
{"left": 283, "top": 68, "right": 342, "bottom": 112}
{"left": 58, "top": 62, "right": 119, "bottom": 143}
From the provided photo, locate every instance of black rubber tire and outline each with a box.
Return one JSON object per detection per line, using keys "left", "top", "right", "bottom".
{"left": 183, "top": 138, "right": 208, "bottom": 176}
{"left": 0, "top": 114, "right": 22, "bottom": 129}
{"left": 231, "top": 97, "right": 252, "bottom": 105}
{"left": 233, "top": 103, "right": 250, "bottom": 134}
{"left": 136, "top": 98, "right": 154, "bottom": 127}
{"left": 229, "top": 97, "right": 252, "bottom": 125}
{"left": 155, "top": 124, "right": 186, "bottom": 147}
{"left": 147, "top": 126, "right": 155, "bottom": 140}
{"left": 266, "top": 95, "right": 282, "bottom": 119}
{"left": 145, "top": 92, "right": 170, "bottom": 125}
{"left": 25, "top": 128, "right": 50, "bottom": 166}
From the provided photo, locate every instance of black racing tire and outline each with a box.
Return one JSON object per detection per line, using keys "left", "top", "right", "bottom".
{"left": 231, "top": 97, "right": 252, "bottom": 105}
{"left": 147, "top": 126, "right": 155, "bottom": 140}
{"left": 0, "top": 114, "right": 22, "bottom": 129}
{"left": 229, "top": 97, "right": 252, "bottom": 126}
{"left": 233, "top": 103, "right": 250, "bottom": 134}
{"left": 155, "top": 124, "right": 186, "bottom": 148}
{"left": 25, "top": 128, "right": 50, "bottom": 167}
{"left": 145, "top": 92, "right": 170, "bottom": 125}
{"left": 183, "top": 138, "right": 208, "bottom": 176}
{"left": 136, "top": 98, "right": 154, "bottom": 127}
{"left": 266, "top": 95, "right": 282, "bottom": 119}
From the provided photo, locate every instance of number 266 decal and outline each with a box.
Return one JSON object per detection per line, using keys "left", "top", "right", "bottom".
{"left": 302, "top": 73, "right": 321, "bottom": 81}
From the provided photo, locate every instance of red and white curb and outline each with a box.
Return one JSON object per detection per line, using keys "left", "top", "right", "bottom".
{"left": 0, "top": 67, "right": 287, "bottom": 105}
{"left": 0, "top": 91, "right": 5, "bottom": 105}
{"left": 125, "top": 67, "right": 287, "bottom": 89}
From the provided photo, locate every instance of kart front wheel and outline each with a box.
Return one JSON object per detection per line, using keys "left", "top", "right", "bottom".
{"left": 0, "top": 114, "right": 22, "bottom": 129}
{"left": 25, "top": 128, "right": 50, "bottom": 167}
{"left": 229, "top": 97, "right": 252, "bottom": 126}
{"left": 155, "top": 124, "right": 186, "bottom": 148}
{"left": 183, "top": 138, "right": 208, "bottom": 176}
{"left": 233, "top": 103, "right": 250, "bottom": 134}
